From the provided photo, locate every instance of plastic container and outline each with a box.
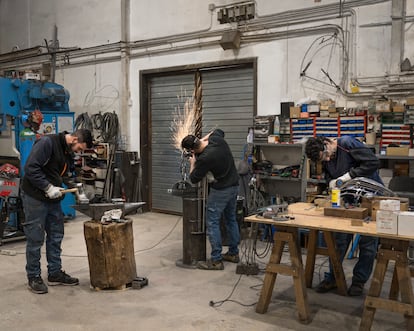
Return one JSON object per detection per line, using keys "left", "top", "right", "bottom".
{"left": 331, "top": 188, "right": 341, "bottom": 208}
{"left": 273, "top": 116, "right": 280, "bottom": 136}
{"left": 247, "top": 128, "right": 254, "bottom": 144}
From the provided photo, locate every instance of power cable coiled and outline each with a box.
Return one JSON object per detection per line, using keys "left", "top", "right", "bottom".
{"left": 74, "top": 112, "right": 93, "bottom": 131}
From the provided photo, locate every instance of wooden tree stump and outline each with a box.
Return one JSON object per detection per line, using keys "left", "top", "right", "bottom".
{"left": 84, "top": 220, "right": 137, "bottom": 290}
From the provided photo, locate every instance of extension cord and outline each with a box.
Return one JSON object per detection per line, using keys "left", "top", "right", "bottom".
{"left": 236, "top": 262, "right": 259, "bottom": 275}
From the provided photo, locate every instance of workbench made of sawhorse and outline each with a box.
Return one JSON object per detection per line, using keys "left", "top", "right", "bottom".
{"left": 255, "top": 225, "right": 311, "bottom": 323}
{"left": 245, "top": 202, "right": 414, "bottom": 330}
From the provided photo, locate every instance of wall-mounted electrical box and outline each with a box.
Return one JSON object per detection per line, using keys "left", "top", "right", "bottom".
{"left": 217, "top": 3, "right": 255, "bottom": 24}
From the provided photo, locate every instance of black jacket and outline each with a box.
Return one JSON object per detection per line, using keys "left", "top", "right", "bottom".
{"left": 22, "top": 132, "right": 73, "bottom": 202}
{"left": 190, "top": 129, "right": 239, "bottom": 189}
{"left": 324, "top": 136, "right": 383, "bottom": 185}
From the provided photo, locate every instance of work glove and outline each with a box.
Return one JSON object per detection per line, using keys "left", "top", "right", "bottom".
{"left": 329, "top": 172, "right": 351, "bottom": 189}
{"left": 45, "top": 184, "right": 64, "bottom": 199}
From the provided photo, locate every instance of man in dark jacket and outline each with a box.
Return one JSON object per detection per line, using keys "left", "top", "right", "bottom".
{"left": 305, "top": 135, "right": 383, "bottom": 296}
{"left": 21, "top": 129, "right": 93, "bottom": 294}
{"left": 181, "top": 129, "right": 240, "bottom": 270}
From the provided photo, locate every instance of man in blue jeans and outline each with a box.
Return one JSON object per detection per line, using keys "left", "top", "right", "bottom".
{"left": 21, "top": 129, "right": 93, "bottom": 294}
{"left": 305, "top": 136, "right": 383, "bottom": 296}
{"left": 181, "top": 129, "right": 240, "bottom": 270}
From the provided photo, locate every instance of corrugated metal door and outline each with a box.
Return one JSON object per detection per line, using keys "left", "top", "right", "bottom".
{"left": 150, "top": 73, "right": 195, "bottom": 213}
{"left": 200, "top": 67, "right": 254, "bottom": 159}
{"left": 150, "top": 66, "right": 254, "bottom": 213}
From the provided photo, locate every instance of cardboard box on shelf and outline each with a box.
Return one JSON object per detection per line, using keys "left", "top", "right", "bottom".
{"left": 398, "top": 211, "right": 414, "bottom": 236}
{"left": 267, "top": 135, "right": 279, "bottom": 144}
{"left": 392, "top": 104, "right": 405, "bottom": 112}
{"left": 290, "top": 106, "right": 301, "bottom": 118}
{"left": 376, "top": 101, "right": 392, "bottom": 112}
{"left": 386, "top": 147, "right": 409, "bottom": 156}
{"left": 406, "top": 97, "right": 414, "bottom": 106}
{"left": 308, "top": 104, "right": 319, "bottom": 113}
{"left": 320, "top": 99, "right": 335, "bottom": 110}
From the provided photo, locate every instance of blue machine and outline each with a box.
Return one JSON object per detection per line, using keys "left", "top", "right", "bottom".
{"left": 0, "top": 78, "right": 76, "bottom": 241}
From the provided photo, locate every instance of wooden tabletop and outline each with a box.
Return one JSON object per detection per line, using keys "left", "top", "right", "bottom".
{"left": 245, "top": 202, "right": 414, "bottom": 241}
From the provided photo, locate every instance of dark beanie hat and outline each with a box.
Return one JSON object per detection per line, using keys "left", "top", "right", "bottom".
{"left": 181, "top": 135, "right": 198, "bottom": 150}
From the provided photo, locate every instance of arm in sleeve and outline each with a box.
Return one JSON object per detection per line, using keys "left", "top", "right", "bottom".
{"left": 348, "top": 148, "right": 380, "bottom": 178}
{"left": 189, "top": 155, "right": 210, "bottom": 184}
{"left": 24, "top": 137, "right": 53, "bottom": 190}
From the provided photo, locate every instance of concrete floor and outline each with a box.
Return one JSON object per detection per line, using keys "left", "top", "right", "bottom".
{"left": 0, "top": 211, "right": 409, "bottom": 331}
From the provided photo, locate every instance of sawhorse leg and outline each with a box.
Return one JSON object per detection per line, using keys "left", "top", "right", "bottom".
{"left": 304, "top": 230, "right": 347, "bottom": 295}
{"left": 359, "top": 239, "right": 414, "bottom": 331}
{"left": 256, "top": 227, "right": 311, "bottom": 324}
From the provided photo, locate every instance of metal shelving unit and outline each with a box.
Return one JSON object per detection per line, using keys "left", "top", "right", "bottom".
{"left": 254, "top": 143, "right": 307, "bottom": 202}
{"left": 290, "top": 116, "right": 366, "bottom": 142}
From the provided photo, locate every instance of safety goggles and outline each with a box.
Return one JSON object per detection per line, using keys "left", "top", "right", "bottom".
{"left": 319, "top": 144, "right": 330, "bottom": 161}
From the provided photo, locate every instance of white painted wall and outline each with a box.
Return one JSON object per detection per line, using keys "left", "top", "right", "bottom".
{"left": 0, "top": 0, "right": 413, "bottom": 153}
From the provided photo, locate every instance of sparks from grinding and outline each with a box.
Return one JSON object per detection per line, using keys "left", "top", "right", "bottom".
{"left": 171, "top": 92, "right": 197, "bottom": 152}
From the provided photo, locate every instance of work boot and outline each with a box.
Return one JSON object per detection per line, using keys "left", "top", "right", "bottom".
{"left": 197, "top": 259, "right": 224, "bottom": 270}
{"left": 222, "top": 252, "right": 240, "bottom": 263}
{"left": 348, "top": 282, "right": 364, "bottom": 296}
{"left": 48, "top": 270, "right": 79, "bottom": 286}
{"left": 315, "top": 279, "right": 337, "bottom": 293}
{"left": 28, "top": 276, "right": 48, "bottom": 294}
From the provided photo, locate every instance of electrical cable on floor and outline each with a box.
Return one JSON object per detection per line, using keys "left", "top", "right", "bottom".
{"left": 134, "top": 216, "right": 182, "bottom": 254}
{"left": 249, "top": 275, "right": 265, "bottom": 292}
{"left": 253, "top": 232, "right": 272, "bottom": 259}
{"left": 209, "top": 274, "right": 257, "bottom": 308}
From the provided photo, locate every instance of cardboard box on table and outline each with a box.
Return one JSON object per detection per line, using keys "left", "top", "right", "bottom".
{"left": 360, "top": 196, "right": 408, "bottom": 221}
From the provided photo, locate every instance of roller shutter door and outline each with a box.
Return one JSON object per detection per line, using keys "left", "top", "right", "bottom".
{"left": 150, "top": 66, "right": 254, "bottom": 213}
{"left": 150, "top": 73, "right": 194, "bottom": 213}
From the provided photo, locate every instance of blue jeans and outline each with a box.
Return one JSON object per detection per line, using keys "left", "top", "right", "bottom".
{"left": 21, "top": 191, "right": 64, "bottom": 279}
{"left": 325, "top": 233, "right": 378, "bottom": 285}
{"left": 206, "top": 185, "right": 240, "bottom": 262}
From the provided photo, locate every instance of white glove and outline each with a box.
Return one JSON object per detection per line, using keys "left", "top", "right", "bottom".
{"left": 45, "top": 185, "right": 64, "bottom": 199}
{"left": 329, "top": 172, "right": 351, "bottom": 189}
{"left": 329, "top": 179, "right": 337, "bottom": 190}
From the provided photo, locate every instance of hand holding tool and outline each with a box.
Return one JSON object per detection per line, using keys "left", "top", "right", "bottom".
{"left": 60, "top": 184, "right": 89, "bottom": 204}
{"left": 45, "top": 184, "right": 64, "bottom": 199}
{"left": 329, "top": 172, "right": 351, "bottom": 189}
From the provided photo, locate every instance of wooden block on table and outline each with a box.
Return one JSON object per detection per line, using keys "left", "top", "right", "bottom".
{"left": 324, "top": 207, "right": 368, "bottom": 219}
{"left": 351, "top": 219, "right": 364, "bottom": 226}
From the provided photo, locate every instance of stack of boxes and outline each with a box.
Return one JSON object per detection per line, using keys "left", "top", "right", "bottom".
{"left": 375, "top": 198, "right": 414, "bottom": 236}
